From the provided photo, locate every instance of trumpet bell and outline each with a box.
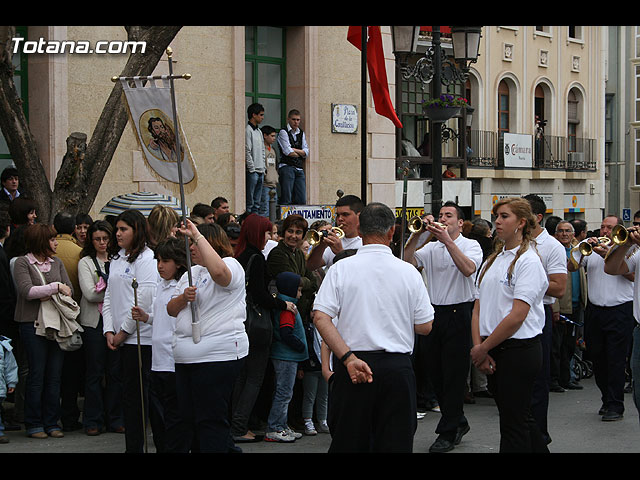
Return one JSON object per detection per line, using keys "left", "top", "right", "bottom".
{"left": 611, "top": 225, "right": 630, "bottom": 245}
{"left": 304, "top": 226, "right": 345, "bottom": 246}
{"left": 407, "top": 216, "right": 446, "bottom": 234}
{"left": 332, "top": 227, "right": 345, "bottom": 239}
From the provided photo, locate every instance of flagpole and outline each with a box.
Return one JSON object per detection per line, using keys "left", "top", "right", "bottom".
{"left": 165, "top": 47, "right": 201, "bottom": 344}
{"left": 361, "top": 26, "right": 367, "bottom": 205}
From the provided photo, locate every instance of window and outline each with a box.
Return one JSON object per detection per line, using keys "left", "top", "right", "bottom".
{"left": 0, "top": 26, "right": 28, "bottom": 172}
{"left": 567, "top": 89, "right": 579, "bottom": 152}
{"left": 498, "top": 80, "right": 509, "bottom": 137}
{"left": 636, "top": 129, "right": 640, "bottom": 186}
{"left": 245, "top": 26, "right": 286, "bottom": 129}
{"left": 568, "top": 26, "right": 582, "bottom": 41}
{"left": 400, "top": 74, "right": 431, "bottom": 157}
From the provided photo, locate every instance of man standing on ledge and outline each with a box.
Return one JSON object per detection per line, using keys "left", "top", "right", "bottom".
{"left": 312, "top": 202, "right": 434, "bottom": 453}
{"left": 278, "top": 109, "right": 308, "bottom": 205}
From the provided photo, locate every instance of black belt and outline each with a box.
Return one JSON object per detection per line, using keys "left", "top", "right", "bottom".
{"left": 433, "top": 301, "right": 474, "bottom": 312}
{"left": 496, "top": 334, "right": 542, "bottom": 350}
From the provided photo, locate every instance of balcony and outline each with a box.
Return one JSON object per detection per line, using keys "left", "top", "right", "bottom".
{"left": 467, "top": 130, "right": 597, "bottom": 170}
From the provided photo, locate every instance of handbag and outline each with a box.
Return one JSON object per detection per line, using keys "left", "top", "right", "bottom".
{"left": 31, "top": 262, "right": 83, "bottom": 351}
{"left": 244, "top": 254, "right": 273, "bottom": 346}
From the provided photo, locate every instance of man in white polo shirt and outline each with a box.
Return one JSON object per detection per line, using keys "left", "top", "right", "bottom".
{"left": 404, "top": 201, "right": 483, "bottom": 453}
{"left": 313, "top": 202, "right": 434, "bottom": 453}
{"left": 523, "top": 194, "right": 567, "bottom": 445}
{"left": 586, "top": 215, "right": 635, "bottom": 421}
{"left": 306, "top": 195, "right": 363, "bottom": 271}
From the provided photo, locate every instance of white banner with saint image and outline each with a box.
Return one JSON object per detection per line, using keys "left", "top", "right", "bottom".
{"left": 121, "top": 77, "right": 196, "bottom": 186}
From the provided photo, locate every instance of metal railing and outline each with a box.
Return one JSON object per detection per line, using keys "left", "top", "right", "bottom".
{"left": 467, "top": 130, "right": 596, "bottom": 170}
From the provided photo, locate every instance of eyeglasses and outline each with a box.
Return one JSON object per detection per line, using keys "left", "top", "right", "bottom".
{"left": 556, "top": 229, "right": 573, "bottom": 234}
{"left": 633, "top": 222, "right": 640, "bottom": 227}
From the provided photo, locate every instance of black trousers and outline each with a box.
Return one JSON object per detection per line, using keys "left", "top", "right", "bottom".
{"left": 551, "top": 309, "right": 579, "bottom": 388}
{"left": 487, "top": 335, "right": 548, "bottom": 453}
{"left": 530, "top": 304, "right": 552, "bottom": 441}
{"left": 327, "top": 351, "right": 416, "bottom": 453}
{"left": 121, "top": 344, "right": 164, "bottom": 453}
{"left": 584, "top": 301, "right": 635, "bottom": 414}
{"left": 427, "top": 302, "right": 473, "bottom": 441}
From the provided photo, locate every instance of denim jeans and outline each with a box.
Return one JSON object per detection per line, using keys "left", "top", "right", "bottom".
{"left": 631, "top": 325, "right": 640, "bottom": 424}
{"left": 82, "top": 318, "right": 124, "bottom": 431}
{"left": 267, "top": 359, "right": 298, "bottom": 432}
{"left": 278, "top": 165, "right": 306, "bottom": 205}
{"left": 19, "top": 322, "right": 65, "bottom": 435}
{"left": 246, "top": 171, "right": 264, "bottom": 214}
{"left": 259, "top": 185, "right": 277, "bottom": 218}
{"left": 302, "top": 370, "right": 328, "bottom": 421}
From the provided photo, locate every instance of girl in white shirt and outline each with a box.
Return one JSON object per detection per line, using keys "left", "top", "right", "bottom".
{"left": 167, "top": 220, "right": 248, "bottom": 453}
{"left": 471, "top": 197, "right": 549, "bottom": 453}
{"left": 131, "top": 236, "right": 188, "bottom": 452}
{"left": 101, "top": 209, "right": 160, "bottom": 453}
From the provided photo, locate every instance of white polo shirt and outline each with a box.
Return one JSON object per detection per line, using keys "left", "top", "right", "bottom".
{"left": 584, "top": 252, "right": 634, "bottom": 307}
{"left": 150, "top": 278, "right": 178, "bottom": 373}
{"left": 102, "top": 247, "right": 158, "bottom": 346}
{"left": 624, "top": 248, "right": 640, "bottom": 323}
{"left": 322, "top": 235, "right": 363, "bottom": 268}
{"left": 414, "top": 233, "right": 483, "bottom": 305}
{"left": 532, "top": 229, "right": 567, "bottom": 305}
{"left": 172, "top": 258, "right": 249, "bottom": 364}
{"left": 476, "top": 245, "right": 548, "bottom": 340}
{"left": 313, "top": 243, "right": 434, "bottom": 354}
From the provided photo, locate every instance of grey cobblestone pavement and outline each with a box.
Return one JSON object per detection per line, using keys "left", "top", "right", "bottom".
{"left": 1, "top": 376, "right": 638, "bottom": 454}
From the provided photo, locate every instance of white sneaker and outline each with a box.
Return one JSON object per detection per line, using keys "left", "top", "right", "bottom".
{"left": 303, "top": 420, "right": 317, "bottom": 436}
{"left": 285, "top": 426, "right": 302, "bottom": 439}
{"left": 265, "top": 430, "right": 296, "bottom": 443}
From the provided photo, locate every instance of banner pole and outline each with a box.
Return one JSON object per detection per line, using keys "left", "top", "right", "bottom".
{"left": 165, "top": 47, "right": 200, "bottom": 344}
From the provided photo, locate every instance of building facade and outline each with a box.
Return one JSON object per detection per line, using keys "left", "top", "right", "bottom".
{"left": 1, "top": 26, "right": 613, "bottom": 232}
{"left": 395, "top": 26, "right": 607, "bottom": 229}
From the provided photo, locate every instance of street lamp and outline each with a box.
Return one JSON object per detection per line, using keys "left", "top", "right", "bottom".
{"left": 391, "top": 25, "right": 482, "bottom": 215}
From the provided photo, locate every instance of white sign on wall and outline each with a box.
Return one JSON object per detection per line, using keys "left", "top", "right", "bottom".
{"left": 331, "top": 104, "right": 358, "bottom": 134}
{"left": 503, "top": 133, "right": 533, "bottom": 168}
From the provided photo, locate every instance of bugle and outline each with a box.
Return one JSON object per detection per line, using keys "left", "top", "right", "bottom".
{"left": 304, "top": 226, "right": 345, "bottom": 246}
{"left": 611, "top": 224, "right": 640, "bottom": 246}
{"left": 407, "top": 216, "right": 446, "bottom": 234}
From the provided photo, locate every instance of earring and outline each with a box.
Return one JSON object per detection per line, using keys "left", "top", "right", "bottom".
{"left": 514, "top": 227, "right": 519, "bottom": 234}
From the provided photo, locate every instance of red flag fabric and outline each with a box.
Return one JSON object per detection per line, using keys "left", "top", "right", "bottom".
{"left": 347, "top": 26, "right": 403, "bottom": 129}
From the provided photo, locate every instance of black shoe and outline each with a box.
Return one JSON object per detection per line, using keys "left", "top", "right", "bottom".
{"left": 550, "top": 384, "right": 566, "bottom": 393}
{"left": 454, "top": 424, "right": 470, "bottom": 445}
{"left": 562, "top": 381, "right": 583, "bottom": 390}
{"left": 598, "top": 405, "right": 607, "bottom": 416}
{"left": 429, "top": 436, "right": 455, "bottom": 453}
{"left": 473, "top": 390, "right": 493, "bottom": 399}
{"left": 624, "top": 383, "right": 632, "bottom": 394}
{"left": 602, "top": 411, "right": 624, "bottom": 422}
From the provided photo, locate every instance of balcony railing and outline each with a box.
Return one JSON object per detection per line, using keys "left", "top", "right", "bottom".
{"left": 468, "top": 130, "right": 597, "bottom": 170}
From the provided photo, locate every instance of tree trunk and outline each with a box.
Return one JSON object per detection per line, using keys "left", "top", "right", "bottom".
{"left": 0, "top": 26, "right": 182, "bottom": 224}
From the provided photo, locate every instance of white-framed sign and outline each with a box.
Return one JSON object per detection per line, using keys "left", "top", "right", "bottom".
{"left": 331, "top": 103, "right": 358, "bottom": 134}
{"left": 503, "top": 133, "right": 533, "bottom": 168}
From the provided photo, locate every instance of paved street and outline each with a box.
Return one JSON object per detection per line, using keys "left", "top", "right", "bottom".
{"left": 1, "top": 375, "right": 638, "bottom": 453}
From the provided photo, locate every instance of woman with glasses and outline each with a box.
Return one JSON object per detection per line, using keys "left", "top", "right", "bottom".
{"left": 77, "top": 220, "right": 124, "bottom": 436}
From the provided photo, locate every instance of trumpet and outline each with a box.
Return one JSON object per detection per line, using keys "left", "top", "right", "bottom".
{"left": 569, "top": 237, "right": 610, "bottom": 268}
{"left": 610, "top": 224, "right": 640, "bottom": 246}
{"left": 407, "top": 216, "right": 446, "bottom": 234}
{"left": 304, "top": 226, "right": 345, "bottom": 246}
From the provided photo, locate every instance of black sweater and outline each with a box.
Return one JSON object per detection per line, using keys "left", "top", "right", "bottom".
{"left": 237, "top": 244, "right": 287, "bottom": 312}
